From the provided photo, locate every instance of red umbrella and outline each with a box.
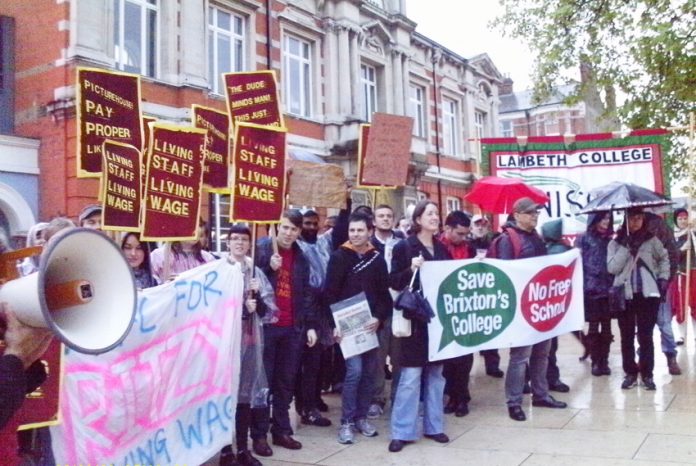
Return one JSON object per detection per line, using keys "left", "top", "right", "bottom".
{"left": 464, "top": 176, "right": 550, "bottom": 214}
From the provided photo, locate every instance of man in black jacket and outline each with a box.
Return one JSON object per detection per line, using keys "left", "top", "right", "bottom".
{"left": 251, "top": 210, "right": 318, "bottom": 456}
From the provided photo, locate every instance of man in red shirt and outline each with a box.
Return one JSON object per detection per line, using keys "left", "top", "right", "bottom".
{"left": 438, "top": 210, "right": 475, "bottom": 260}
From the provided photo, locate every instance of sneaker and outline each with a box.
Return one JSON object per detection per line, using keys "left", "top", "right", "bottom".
{"left": 621, "top": 374, "right": 638, "bottom": 389}
{"left": 642, "top": 376, "right": 656, "bottom": 391}
{"left": 302, "top": 409, "right": 332, "bottom": 427}
{"left": 355, "top": 418, "right": 378, "bottom": 437}
{"left": 337, "top": 422, "right": 355, "bottom": 444}
{"left": 367, "top": 403, "right": 383, "bottom": 419}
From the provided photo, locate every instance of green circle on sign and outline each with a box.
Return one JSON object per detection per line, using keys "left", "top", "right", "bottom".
{"left": 436, "top": 262, "right": 516, "bottom": 350}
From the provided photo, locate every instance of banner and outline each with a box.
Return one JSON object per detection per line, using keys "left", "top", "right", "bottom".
{"left": 51, "top": 260, "right": 243, "bottom": 465}
{"left": 287, "top": 159, "right": 346, "bottom": 209}
{"left": 77, "top": 68, "right": 143, "bottom": 177}
{"left": 100, "top": 141, "right": 141, "bottom": 232}
{"left": 231, "top": 123, "right": 287, "bottom": 223}
{"left": 192, "top": 105, "right": 231, "bottom": 192}
{"left": 361, "top": 113, "right": 413, "bottom": 187}
{"left": 481, "top": 130, "right": 668, "bottom": 240}
{"left": 422, "top": 249, "right": 584, "bottom": 362}
{"left": 223, "top": 71, "right": 284, "bottom": 129}
{"left": 356, "top": 124, "right": 396, "bottom": 189}
{"left": 142, "top": 123, "right": 207, "bottom": 241}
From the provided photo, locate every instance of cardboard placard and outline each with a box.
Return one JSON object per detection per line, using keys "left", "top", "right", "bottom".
{"left": 357, "top": 124, "right": 396, "bottom": 189}
{"left": 288, "top": 159, "right": 347, "bottom": 209}
{"left": 231, "top": 123, "right": 287, "bottom": 223}
{"left": 192, "top": 105, "right": 231, "bottom": 193}
{"left": 223, "top": 70, "right": 284, "bottom": 129}
{"left": 77, "top": 67, "right": 143, "bottom": 177}
{"left": 141, "top": 123, "right": 207, "bottom": 240}
{"left": 362, "top": 113, "right": 413, "bottom": 187}
{"left": 100, "top": 140, "right": 141, "bottom": 232}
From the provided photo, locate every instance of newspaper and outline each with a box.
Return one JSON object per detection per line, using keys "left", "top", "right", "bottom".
{"left": 330, "top": 292, "right": 379, "bottom": 359}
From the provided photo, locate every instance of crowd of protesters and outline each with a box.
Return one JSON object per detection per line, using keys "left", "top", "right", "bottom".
{"left": 1, "top": 197, "right": 694, "bottom": 463}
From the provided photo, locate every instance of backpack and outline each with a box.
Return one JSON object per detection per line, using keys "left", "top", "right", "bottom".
{"left": 486, "top": 228, "right": 522, "bottom": 259}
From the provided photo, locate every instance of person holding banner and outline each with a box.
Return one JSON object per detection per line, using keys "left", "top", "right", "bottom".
{"left": 219, "top": 225, "right": 277, "bottom": 466}
{"left": 608, "top": 207, "right": 670, "bottom": 390}
{"left": 251, "top": 210, "right": 318, "bottom": 456}
{"left": 324, "top": 211, "right": 393, "bottom": 444}
{"left": 499, "top": 198, "right": 567, "bottom": 422}
{"left": 387, "top": 200, "right": 451, "bottom": 453}
{"left": 672, "top": 208, "right": 696, "bottom": 346}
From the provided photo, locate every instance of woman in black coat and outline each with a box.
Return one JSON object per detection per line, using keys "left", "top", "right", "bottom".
{"left": 388, "top": 200, "right": 452, "bottom": 453}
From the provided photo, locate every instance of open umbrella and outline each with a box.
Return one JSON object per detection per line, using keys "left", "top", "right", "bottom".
{"left": 464, "top": 176, "right": 550, "bottom": 214}
{"left": 578, "top": 181, "right": 674, "bottom": 214}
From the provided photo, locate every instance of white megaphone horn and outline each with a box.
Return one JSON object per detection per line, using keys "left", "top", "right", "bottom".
{"left": 0, "top": 227, "right": 137, "bottom": 354}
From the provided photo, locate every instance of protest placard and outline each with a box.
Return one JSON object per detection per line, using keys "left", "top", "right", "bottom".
{"left": 224, "top": 70, "right": 284, "bottom": 129}
{"left": 50, "top": 260, "right": 244, "bottom": 466}
{"left": 231, "top": 123, "right": 287, "bottom": 223}
{"left": 287, "top": 159, "right": 346, "bottom": 209}
{"left": 356, "top": 124, "right": 396, "bottom": 189}
{"left": 361, "top": 113, "right": 413, "bottom": 187}
{"left": 421, "top": 249, "right": 584, "bottom": 362}
{"left": 141, "top": 123, "right": 207, "bottom": 240}
{"left": 192, "top": 105, "right": 230, "bottom": 192}
{"left": 100, "top": 140, "right": 141, "bottom": 232}
{"left": 77, "top": 67, "right": 143, "bottom": 177}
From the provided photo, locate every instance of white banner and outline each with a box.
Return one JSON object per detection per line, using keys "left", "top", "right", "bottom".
{"left": 422, "top": 249, "right": 584, "bottom": 362}
{"left": 51, "top": 259, "right": 244, "bottom": 465}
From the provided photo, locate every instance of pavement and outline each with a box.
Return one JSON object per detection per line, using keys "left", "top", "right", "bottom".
{"left": 204, "top": 327, "right": 696, "bottom": 465}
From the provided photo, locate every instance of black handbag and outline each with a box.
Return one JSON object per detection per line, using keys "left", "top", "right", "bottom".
{"left": 394, "top": 270, "right": 435, "bottom": 323}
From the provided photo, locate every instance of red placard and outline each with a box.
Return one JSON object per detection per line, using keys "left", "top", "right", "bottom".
{"left": 362, "top": 112, "right": 413, "bottom": 187}
{"left": 100, "top": 141, "right": 141, "bottom": 232}
{"left": 192, "top": 105, "right": 231, "bottom": 193}
{"left": 223, "top": 70, "right": 284, "bottom": 129}
{"left": 357, "top": 124, "right": 397, "bottom": 189}
{"left": 76, "top": 67, "right": 143, "bottom": 177}
{"left": 141, "top": 123, "right": 207, "bottom": 240}
{"left": 231, "top": 123, "right": 287, "bottom": 223}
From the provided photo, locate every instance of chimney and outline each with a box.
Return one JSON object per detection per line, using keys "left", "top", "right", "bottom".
{"left": 500, "top": 77, "right": 514, "bottom": 95}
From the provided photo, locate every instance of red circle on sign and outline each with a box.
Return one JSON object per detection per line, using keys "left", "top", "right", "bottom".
{"left": 520, "top": 264, "right": 574, "bottom": 332}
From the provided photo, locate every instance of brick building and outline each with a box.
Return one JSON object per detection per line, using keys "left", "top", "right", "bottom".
{"left": 0, "top": 0, "right": 505, "bottom": 251}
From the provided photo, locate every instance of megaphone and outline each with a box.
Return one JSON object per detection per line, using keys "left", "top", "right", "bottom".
{"left": 0, "top": 228, "right": 137, "bottom": 354}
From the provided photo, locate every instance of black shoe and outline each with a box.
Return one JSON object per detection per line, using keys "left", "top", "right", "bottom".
{"left": 621, "top": 374, "right": 638, "bottom": 389}
{"left": 252, "top": 439, "right": 273, "bottom": 457}
{"left": 508, "top": 406, "right": 526, "bottom": 421}
{"left": 642, "top": 376, "right": 656, "bottom": 391}
{"left": 591, "top": 363, "right": 603, "bottom": 377}
{"left": 424, "top": 433, "right": 450, "bottom": 443}
{"left": 599, "top": 361, "right": 612, "bottom": 376}
{"left": 388, "top": 439, "right": 410, "bottom": 452}
{"left": 219, "top": 446, "right": 237, "bottom": 466}
{"left": 317, "top": 399, "right": 329, "bottom": 412}
{"left": 548, "top": 381, "right": 570, "bottom": 393}
{"left": 486, "top": 368, "right": 504, "bottom": 378}
{"left": 301, "top": 409, "right": 332, "bottom": 427}
{"left": 443, "top": 398, "right": 457, "bottom": 414}
{"left": 272, "top": 434, "right": 302, "bottom": 450}
{"left": 236, "top": 450, "right": 261, "bottom": 466}
{"left": 522, "top": 382, "right": 532, "bottom": 394}
{"left": 331, "top": 382, "right": 343, "bottom": 394}
{"left": 532, "top": 396, "right": 567, "bottom": 408}
{"left": 455, "top": 402, "right": 469, "bottom": 417}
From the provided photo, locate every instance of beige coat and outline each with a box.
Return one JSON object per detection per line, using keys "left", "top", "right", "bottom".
{"left": 607, "top": 236, "right": 669, "bottom": 300}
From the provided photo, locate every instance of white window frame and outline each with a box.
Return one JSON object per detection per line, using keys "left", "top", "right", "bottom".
{"left": 474, "top": 110, "right": 487, "bottom": 140}
{"left": 283, "top": 34, "right": 313, "bottom": 118}
{"left": 361, "top": 63, "right": 378, "bottom": 122}
{"left": 409, "top": 84, "right": 426, "bottom": 138}
{"left": 208, "top": 6, "right": 246, "bottom": 95}
{"left": 113, "top": 0, "right": 158, "bottom": 77}
{"left": 544, "top": 113, "right": 560, "bottom": 135}
{"left": 500, "top": 120, "right": 513, "bottom": 137}
{"left": 442, "top": 97, "right": 460, "bottom": 156}
{"left": 446, "top": 196, "right": 461, "bottom": 214}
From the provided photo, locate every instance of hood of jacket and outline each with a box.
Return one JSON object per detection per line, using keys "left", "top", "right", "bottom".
{"left": 541, "top": 218, "right": 563, "bottom": 242}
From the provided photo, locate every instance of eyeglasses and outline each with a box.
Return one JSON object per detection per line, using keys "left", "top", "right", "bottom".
{"left": 521, "top": 210, "right": 541, "bottom": 216}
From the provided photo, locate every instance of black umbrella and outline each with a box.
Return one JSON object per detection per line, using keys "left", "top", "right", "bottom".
{"left": 578, "top": 181, "right": 674, "bottom": 214}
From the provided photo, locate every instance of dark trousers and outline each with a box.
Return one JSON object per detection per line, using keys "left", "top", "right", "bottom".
{"left": 295, "top": 341, "right": 323, "bottom": 414}
{"left": 546, "top": 337, "right": 560, "bottom": 384}
{"left": 443, "top": 354, "right": 473, "bottom": 404}
{"left": 480, "top": 349, "right": 500, "bottom": 371}
{"left": 251, "top": 325, "right": 303, "bottom": 438}
{"left": 618, "top": 295, "right": 659, "bottom": 378}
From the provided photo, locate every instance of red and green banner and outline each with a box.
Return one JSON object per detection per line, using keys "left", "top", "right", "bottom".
{"left": 192, "top": 105, "right": 231, "bottom": 193}
{"left": 76, "top": 67, "right": 143, "bottom": 177}
{"left": 481, "top": 130, "right": 669, "bottom": 240}
{"left": 361, "top": 113, "right": 413, "bottom": 187}
{"left": 100, "top": 140, "right": 141, "bottom": 232}
{"left": 230, "top": 123, "right": 287, "bottom": 223}
{"left": 141, "top": 123, "right": 207, "bottom": 241}
{"left": 223, "top": 70, "right": 284, "bottom": 129}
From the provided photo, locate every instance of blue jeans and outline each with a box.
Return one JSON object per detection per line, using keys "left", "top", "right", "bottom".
{"left": 342, "top": 348, "right": 379, "bottom": 423}
{"left": 505, "top": 339, "right": 551, "bottom": 407}
{"left": 657, "top": 296, "right": 677, "bottom": 356}
{"left": 390, "top": 364, "right": 445, "bottom": 441}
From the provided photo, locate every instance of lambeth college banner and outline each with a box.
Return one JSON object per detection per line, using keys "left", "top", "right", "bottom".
{"left": 482, "top": 130, "right": 668, "bottom": 242}
{"left": 51, "top": 260, "right": 243, "bottom": 465}
{"left": 422, "top": 250, "right": 584, "bottom": 362}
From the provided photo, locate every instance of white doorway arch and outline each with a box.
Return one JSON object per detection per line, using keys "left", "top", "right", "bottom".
{"left": 0, "top": 182, "right": 36, "bottom": 236}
